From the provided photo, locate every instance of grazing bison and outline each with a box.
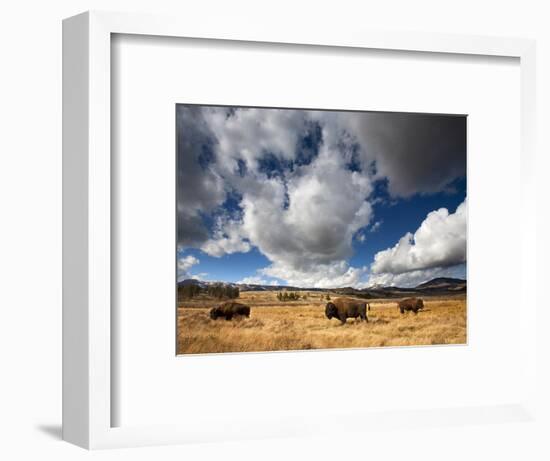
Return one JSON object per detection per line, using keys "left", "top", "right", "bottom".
{"left": 209, "top": 301, "right": 250, "bottom": 320}
{"left": 398, "top": 298, "right": 424, "bottom": 314}
{"left": 325, "top": 298, "right": 369, "bottom": 324}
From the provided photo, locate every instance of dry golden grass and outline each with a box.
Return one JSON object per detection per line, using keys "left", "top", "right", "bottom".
{"left": 177, "top": 291, "right": 466, "bottom": 355}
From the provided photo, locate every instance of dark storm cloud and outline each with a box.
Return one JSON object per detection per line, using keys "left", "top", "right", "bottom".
{"left": 176, "top": 105, "right": 225, "bottom": 247}
{"left": 348, "top": 112, "right": 467, "bottom": 198}
{"left": 177, "top": 213, "right": 209, "bottom": 248}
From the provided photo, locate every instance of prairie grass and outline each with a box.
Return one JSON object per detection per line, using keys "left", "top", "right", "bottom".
{"left": 177, "top": 292, "right": 466, "bottom": 355}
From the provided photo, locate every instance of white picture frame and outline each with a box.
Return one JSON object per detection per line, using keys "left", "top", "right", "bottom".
{"left": 62, "top": 10, "right": 538, "bottom": 450}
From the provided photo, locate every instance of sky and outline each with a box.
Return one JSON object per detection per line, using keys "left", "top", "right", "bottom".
{"left": 176, "top": 105, "right": 467, "bottom": 288}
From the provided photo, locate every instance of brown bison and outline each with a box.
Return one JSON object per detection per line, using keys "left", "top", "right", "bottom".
{"left": 325, "top": 298, "right": 369, "bottom": 324}
{"left": 398, "top": 298, "right": 424, "bottom": 314}
{"left": 210, "top": 301, "right": 251, "bottom": 320}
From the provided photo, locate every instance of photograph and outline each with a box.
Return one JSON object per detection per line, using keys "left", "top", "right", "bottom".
{"left": 176, "top": 104, "right": 467, "bottom": 354}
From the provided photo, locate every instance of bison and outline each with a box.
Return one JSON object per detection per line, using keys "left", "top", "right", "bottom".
{"left": 209, "top": 301, "right": 251, "bottom": 320}
{"left": 325, "top": 298, "right": 369, "bottom": 324}
{"left": 398, "top": 298, "right": 424, "bottom": 314}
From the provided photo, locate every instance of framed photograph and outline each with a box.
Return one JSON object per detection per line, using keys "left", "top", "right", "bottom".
{"left": 63, "top": 11, "right": 538, "bottom": 449}
{"left": 175, "top": 104, "right": 467, "bottom": 355}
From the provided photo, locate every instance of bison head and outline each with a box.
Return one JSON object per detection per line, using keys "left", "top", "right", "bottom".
{"left": 325, "top": 302, "right": 338, "bottom": 320}
{"left": 209, "top": 308, "right": 219, "bottom": 320}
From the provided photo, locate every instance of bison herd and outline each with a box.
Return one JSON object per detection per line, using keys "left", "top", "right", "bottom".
{"left": 208, "top": 297, "right": 424, "bottom": 324}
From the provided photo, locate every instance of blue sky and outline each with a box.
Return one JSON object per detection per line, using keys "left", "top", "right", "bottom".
{"left": 176, "top": 105, "right": 467, "bottom": 288}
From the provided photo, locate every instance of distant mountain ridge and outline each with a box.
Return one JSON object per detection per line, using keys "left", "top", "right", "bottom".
{"left": 415, "top": 277, "right": 466, "bottom": 289}
{"left": 178, "top": 276, "right": 466, "bottom": 298}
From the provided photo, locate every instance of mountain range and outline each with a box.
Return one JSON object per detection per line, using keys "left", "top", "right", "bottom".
{"left": 178, "top": 276, "right": 466, "bottom": 298}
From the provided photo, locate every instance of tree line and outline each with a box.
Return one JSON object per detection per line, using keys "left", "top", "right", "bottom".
{"left": 178, "top": 283, "right": 239, "bottom": 300}
{"left": 276, "top": 291, "right": 321, "bottom": 301}
{"left": 276, "top": 292, "right": 332, "bottom": 302}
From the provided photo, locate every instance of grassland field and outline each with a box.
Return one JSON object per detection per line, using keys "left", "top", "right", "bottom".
{"left": 177, "top": 290, "right": 466, "bottom": 355}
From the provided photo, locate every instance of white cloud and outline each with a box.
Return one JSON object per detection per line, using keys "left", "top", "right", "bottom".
{"left": 178, "top": 255, "right": 199, "bottom": 272}
{"left": 202, "top": 107, "right": 308, "bottom": 175}
{"left": 200, "top": 214, "right": 251, "bottom": 257}
{"left": 237, "top": 275, "right": 279, "bottom": 286}
{"left": 177, "top": 255, "right": 200, "bottom": 280}
{"left": 191, "top": 112, "right": 375, "bottom": 287}
{"left": 371, "top": 198, "right": 467, "bottom": 275}
{"left": 369, "top": 220, "right": 382, "bottom": 233}
{"left": 364, "top": 264, "right": 466, "bottom": 288}
{"left": 261, "top": 261, "right": 368, "bottom": 289}
{"left": 232, "top": 132, "right": 373, "bottom": 286}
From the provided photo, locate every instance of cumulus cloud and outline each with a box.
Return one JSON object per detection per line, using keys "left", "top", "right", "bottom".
{"left": 364, "top": 264, "right": 466, "bottom": 288}
{"left": 187, "top": 110, "right": 374, "bottom": 286}
{"left": 237, "top": 275, "right": 279, "bottom": 286}
{"left": 177, "top": 255, "right": 200, "bottom": 280}
{"left": 201, "top": 107, "right": 309, "bottom": 175}
{"left": 261, "top": 261, "right": 368, "bottom": 289}
{"left": 177, "top": 106, "right": 313, "bottom": 248}
{"left": 200, "top": 213, "right": 251, "bottom": 257}
{"left": 371, "top": 198, "right": 467, "bottom": 276}
{"left": 230, "top": 135, "right": 373, "bottom": 287}
{"left": 242, "top": 149, "right": 372, "bottom": 266}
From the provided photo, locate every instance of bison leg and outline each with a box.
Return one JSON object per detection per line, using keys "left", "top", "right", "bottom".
{"left": 339, "top": 316, "right": 347, "bottom": 324}
{"left": 399, "top": 307, "right": 405, "bottom": 314}
{"left": 225, "top": 314, "right": 233, "bottom": 321}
